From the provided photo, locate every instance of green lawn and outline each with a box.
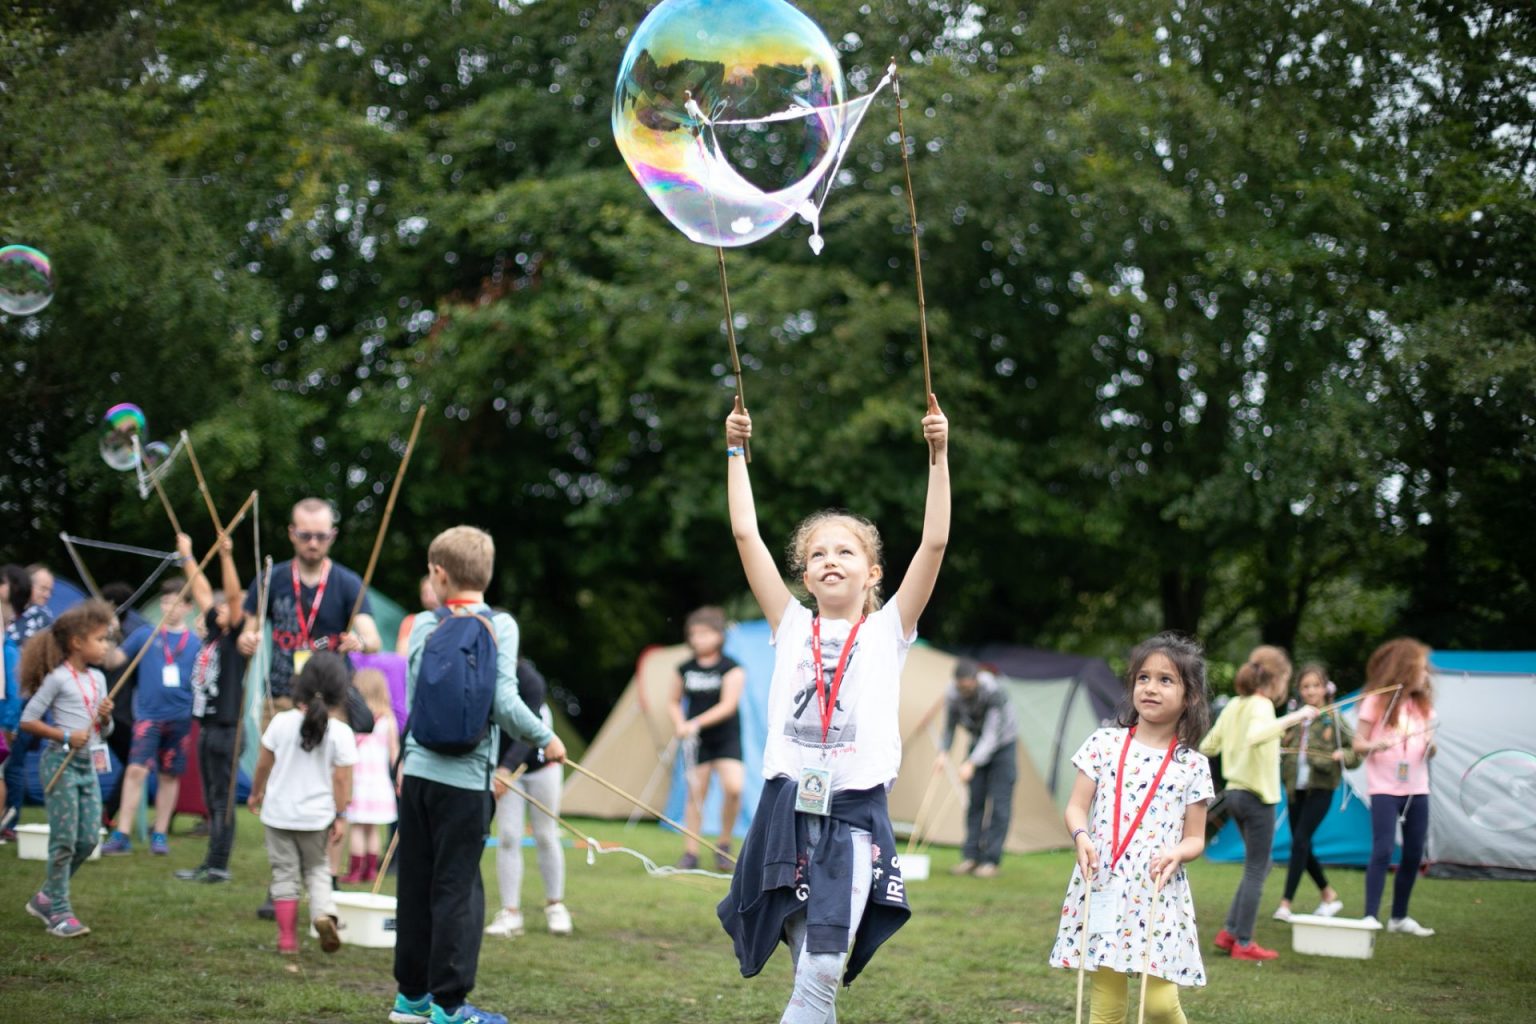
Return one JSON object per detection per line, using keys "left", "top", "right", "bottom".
{"left": 2, "top": 807, "right": 1532, "bottom": 1023}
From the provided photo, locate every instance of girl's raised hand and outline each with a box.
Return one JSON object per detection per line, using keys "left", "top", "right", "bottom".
{"left": 725, "top": 397, "right": 752, "bottom": 448}
{"left": 922, "top": 395, "right": 947, "bottom": 453}
{"left": 1149, "top": 848, "right": 1181, "bottom": 890}
{"left": 1074, "top": 832, "right": 1099, "bottom": 883}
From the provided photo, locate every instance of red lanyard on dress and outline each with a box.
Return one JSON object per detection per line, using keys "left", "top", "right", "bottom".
{"left": 292, "top": 560, "right": 332, "bottom": 649}
{"left": 810, "top": 615, "right": 865, "bottom": 744}
{"left": 162, "top": 630, "right": 189, "bottom": 665}
{"left": 66, "top": 663, "right": 99, "bottom": 734}
{"left": 1109, "top": 726, "right": 1178, "bottom": 873}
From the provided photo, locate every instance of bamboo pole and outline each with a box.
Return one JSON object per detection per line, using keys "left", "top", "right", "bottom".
{"left": 348, "top": 405, "right": 427, "bottom": 632}
{"left": 715, "top": 248, "right": 750, "bottom": 463}
{"left": 1315, "top": 683, "right": 1403, "bottom": 717}
{"left": 905, "top": 768, "right": 943, "bottom": 856}
{"left": 493, "top": 766, "right": 605, "bottom": 862}
{"left": 1138, "top": 884, "right": 1162, "bottom": 1024}
{"left": 889, "top": 58, "right": 937, "bottom": 464}
{"left": 565, "top": 757, "right": 735, "bottom": 865}
{"left": 180, "top": 430, "right": 225, "bottom": 534}
{"left": 45, "top": 490, "right": 257, "bottom": 794}
{"left": 1076, "top": 883, "right": 1092, "bottom": 1024}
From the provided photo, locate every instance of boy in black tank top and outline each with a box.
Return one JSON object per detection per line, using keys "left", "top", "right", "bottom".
{"left": 669, "top": 607, "right": 745, "bottom": 871}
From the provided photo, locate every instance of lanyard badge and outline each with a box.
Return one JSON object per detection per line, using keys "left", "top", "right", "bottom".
{"left": 291, "top": 560, "right": 332, "bottom": 673}
{"left": 794, "top": 616, "right": 865, "bottom": 816}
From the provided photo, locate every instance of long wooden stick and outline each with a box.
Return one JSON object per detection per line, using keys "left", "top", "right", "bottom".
{"left": 45, "top": 490, "right": 258, "bottom": 794}
{"left": 180, "top": 430, "right": 225, "bottom": 534}
{"left": 349, "top": 405, "right": 427, "bottom": 631}
{"left": 905, "top": 769, "right": 943, "bottom": 855}
{"left": 150, "top": 472, "right": 185, "bottom": 537}
{"left": 890, "top": 58, "right": 936, "bottom": 464}
{"left": 565, "top": 757, "right": 736, "bottom": 865}
{"left": 493, "top": 766, "right": 604, "bottom": 860}
{"left": 715, "top": 248, "right": 751, "bottom": 463}
{"left": 1138, "top": 884, "right": 1161, "bottom": 1024}
{"left": 1316, "top": 683, "right": 1403, "bottom": 717}
{"left": 372, "top": 826, "right": 402, "bottom": 897}
{"left": 1076, "top": 883, "right": 1092, "bottom": 1024}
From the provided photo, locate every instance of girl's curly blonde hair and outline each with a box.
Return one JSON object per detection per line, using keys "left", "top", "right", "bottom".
{"left": 786, "top": 510, "right": 885, "bottom": 615}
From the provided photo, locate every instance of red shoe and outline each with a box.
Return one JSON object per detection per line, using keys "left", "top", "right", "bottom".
{"left": 341, "top": 855, "right": 366, "bottom": 884}
{"left": 1213, "top": 928, "right": 1237, "bottom": 952}
{"left": 1231, "top": 940, "right": 1280, "bottom": 961}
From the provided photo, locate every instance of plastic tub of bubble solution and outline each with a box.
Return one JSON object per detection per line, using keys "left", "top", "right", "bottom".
{"left": 14, "top": 824, "right": 105, "bottom": 861}
{"left": 1289, "top": 914, "right": 1381, "bottom": 959}
{"left": 898, "top": 852, "right": 931, "bottom": 881}
{"left": 311, "top": 891, "right": 398, "bottom": 949}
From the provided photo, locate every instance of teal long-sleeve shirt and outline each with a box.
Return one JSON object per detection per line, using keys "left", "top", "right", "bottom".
{"left": 402, "top": 604, "right": 554, "bottom": 792}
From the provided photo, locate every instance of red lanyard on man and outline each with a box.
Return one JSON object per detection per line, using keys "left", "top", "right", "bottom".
{"left": 1109, "top": 725, "right": 1178, "bottom": 873}
{"left": 810, "top": 615, "right": 865, "bottom": 744}
{"left": 292, "top": 560, "right": 332, "bottom": 649}
{"left": 66, "top": 663, "right": 99, "bottom": 736}
{"left": 162, "top": 629, "right": 189, "bottom": 666}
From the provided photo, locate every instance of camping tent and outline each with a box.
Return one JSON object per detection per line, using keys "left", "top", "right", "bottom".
{"left": 562, "top": 621, "right": 1070, "bottom": 854}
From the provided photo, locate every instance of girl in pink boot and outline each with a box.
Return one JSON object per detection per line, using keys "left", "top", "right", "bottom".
{"left": 249, "top": 652, "right": 357, "bottom": 958}
{"left": 342, "top": 668, "right": 398, "bottom": 884}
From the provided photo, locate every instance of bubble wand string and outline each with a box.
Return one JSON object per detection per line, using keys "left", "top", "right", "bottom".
{"left": 890, "top": 59, "right": 938, "bottom": 464}
{"left": 348, "top": 404, "right": 427, "bottom": 633}
{"left": 135, "top": 434, "right": 185, "bottom": 536}
{"left": 44, "top": 490, "right": 257, "bottom": 794}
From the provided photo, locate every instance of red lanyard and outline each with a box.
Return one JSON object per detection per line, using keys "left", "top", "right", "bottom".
{"left": 443, "top": 599, "right": 479, "bottom": 609}
{"left": 162, "top": 630, "right": 189, "bottom": 665}
{"left": 810, "top": 615, "right": 865, "bottom": 744}
{"left": 1109, "top": 726, "right": 1178, "bottom": 873}
{"left": 292, "top": 560, "right": 332, "bottom": 649}
{"left": 66, "top": 663, "right": 100, "bottom": 728}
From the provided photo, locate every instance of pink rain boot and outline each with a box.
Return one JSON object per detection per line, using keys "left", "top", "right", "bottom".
{"left": 274, "top": 898, "right": 300, "bottom": 955}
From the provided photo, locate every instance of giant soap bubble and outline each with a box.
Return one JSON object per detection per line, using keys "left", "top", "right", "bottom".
{"left": 1459, "top": 749, "right": 1536, "bottom": 832}
{"left": 100, "top": 403, "right": 148, "bottom": 471}
{"left": 613, "top": 0, "right": 862, "bottom": 249}
{"left": 0, "top": 244, "right": 55, "bottom": 316}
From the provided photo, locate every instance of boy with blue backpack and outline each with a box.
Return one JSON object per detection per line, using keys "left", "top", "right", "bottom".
{"left": 389, "top": 527, "right": 566, "bottom": 1024}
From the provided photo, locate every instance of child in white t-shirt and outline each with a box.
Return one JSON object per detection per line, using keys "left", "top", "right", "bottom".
{"left": 249, "top": 652, "right": 357, "bottom": 959}
{"left": 718, "top": 398, "right": 950, "bottom": 1024}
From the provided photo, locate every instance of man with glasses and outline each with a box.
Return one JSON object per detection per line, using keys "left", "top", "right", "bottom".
{"left": 238, "top": 498, "right": 382, "bottom": 717}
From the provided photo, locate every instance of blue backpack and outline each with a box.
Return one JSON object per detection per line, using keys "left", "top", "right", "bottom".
{"left": 409, "top": 608, "right": 499, "bottom": 756}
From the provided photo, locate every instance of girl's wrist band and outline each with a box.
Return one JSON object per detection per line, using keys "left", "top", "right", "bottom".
{"left": 1070, "top": 827, "right": 1088, "bottom": 843}
{"left": 726, "top": 445, "right": 745, "bottom": 458}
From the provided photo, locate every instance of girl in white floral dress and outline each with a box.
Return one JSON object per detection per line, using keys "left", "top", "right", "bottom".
{"left": 1050, "top": 633, "right": 1214, "bottom": 1024}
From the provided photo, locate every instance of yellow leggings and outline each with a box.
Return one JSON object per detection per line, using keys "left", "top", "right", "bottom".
{"left": 1089, "top": 969, "right": 1187, "bottom": 1024}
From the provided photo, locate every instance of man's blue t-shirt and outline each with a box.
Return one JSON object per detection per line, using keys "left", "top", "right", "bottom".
{"left": 244, "top": 559, "right": 371, "bottom": 699}
{"left": 122, "top": 624, "right": 201, "bottom": 722}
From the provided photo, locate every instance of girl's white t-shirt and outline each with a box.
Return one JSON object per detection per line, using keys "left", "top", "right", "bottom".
{"left": 260, "top": 708, "right": 359, "bottom": 831}
{"left": 762, "top": 596, "right": 914, "bottom": 793}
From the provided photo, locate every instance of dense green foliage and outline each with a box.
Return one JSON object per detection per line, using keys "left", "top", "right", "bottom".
{"left": 3, "top": 1, "right": 1532, "bottom": 723}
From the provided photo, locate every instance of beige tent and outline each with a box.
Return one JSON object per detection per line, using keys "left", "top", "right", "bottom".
{"left": 563, "top": 632, "right": 1066, "bottom": 854}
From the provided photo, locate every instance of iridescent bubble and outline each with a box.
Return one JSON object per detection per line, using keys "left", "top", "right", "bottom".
{"left": 143, "top": 441, "right": 172, "bottom": 469}
{"left": 100, "top": 403, "right": 148, "bottom": 472}
{"left": 613, "top": 0, "right": 847, "bottom": 248}
{"left": 1459, "top": 749, "right": 1536, "bottom": 832}
{"left": 0, "top": 244, "right": 55, "bottom": 316}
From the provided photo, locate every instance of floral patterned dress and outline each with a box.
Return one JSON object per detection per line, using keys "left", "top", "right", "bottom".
{"left": 1049, "top": 727, "right": 1214, "bottom": 986}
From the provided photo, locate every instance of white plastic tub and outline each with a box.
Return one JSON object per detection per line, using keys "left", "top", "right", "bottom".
{"left": 1289, "top": 914, "right": 1381, "bottom": 959}
{"left": 14, "top": 824, "right": 104, "bottom": 862}
{"left": 319, "top": 891, "right": 398, "bottom": 949}
{"left": 898, "top": 852, "right": 931, "bottom": 881}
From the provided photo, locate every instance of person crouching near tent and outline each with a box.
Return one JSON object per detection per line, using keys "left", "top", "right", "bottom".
{"left": 1354, "top": 637, "right": 1438, "bottom": 937}
{"left": 18, "top": 600, "right": 118, "bottom": 938}
{"left": 1051, "top": 633, "right": 1213, "bottom": 1024}
{"left": 1272, "top": 663, "right": 1359, "bottom": 923}
{"left": 1198, "top": 645, "right": 1316, "bottom": 961}
{"left": 247, "top": 651, "right": 357, "bottom": 959}
{"left": 670, "top": 605, "right": 746, "bottom": 871}
{"left": 715, "top": 398, "right": 948, "bottom": 1024}
{"left": 936, "top": 658, "right": 1019, "bottom": 878}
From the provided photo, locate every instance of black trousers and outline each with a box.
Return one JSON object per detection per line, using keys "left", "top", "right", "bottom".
{"left": 394, "top": 775, "right": 493, "bottom": 1013}
{"left": 962, "top": 741, "right": 1018, "bottom": 866}
{"left": 197, "top": 722, "right": 240, "bottom": 871}
{"left": 1282, "top": 788, "right": 1333, "bottom": 901}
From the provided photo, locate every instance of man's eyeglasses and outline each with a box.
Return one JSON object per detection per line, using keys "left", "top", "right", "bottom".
{"left": 292, "top": 530, "right": 335, "bottom": 543}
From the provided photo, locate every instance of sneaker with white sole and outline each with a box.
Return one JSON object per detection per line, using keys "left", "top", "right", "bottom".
{"left": 1388, "top": 915, "right": 1435, "bottom": 936}
{"left": 25, "top": 891, "right": 54, "bottom": 925}
{"left": 47, "top": 914, "right": 90, "bottom": 938}
{"left": 484, "top": 908, "right": 524, "bottom": 937}
{"left": 545, "top": 901, "right": 573, "bottom": 935}
{"left": 1271, "top": 905, "right": 1293, "bottom": 922}
{"left": 1315, "top": 899, "right": 1343, "bottom": 917}
{"left": 389, "top": 993, "right": 434, "bottom": 1024}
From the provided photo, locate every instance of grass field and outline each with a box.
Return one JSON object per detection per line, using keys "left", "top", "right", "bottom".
{"left": 2, "top": 807, "right": 1533, "bottom": 1023}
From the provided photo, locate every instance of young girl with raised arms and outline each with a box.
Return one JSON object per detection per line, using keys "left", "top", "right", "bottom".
{"left": 18, "top": 599, "right": 118, "bottom": 938}
{"left": 342, "top": 668, "right": 398, "bottom": 883}
{"left": 1051, "top": 633, "right": 1214, "bottom": 1024}
{"left": 248, "top": 651, "right": 357, "bottom": 958}
{"left": 716, "top": 398, "right": 949, "bottom": 1024}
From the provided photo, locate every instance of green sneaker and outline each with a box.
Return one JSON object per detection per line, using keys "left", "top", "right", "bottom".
{"left": 389, "top": 993, "right": 433, "bottom": 1024}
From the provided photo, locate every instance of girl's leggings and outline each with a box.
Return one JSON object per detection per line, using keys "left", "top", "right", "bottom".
{"left": 779, "top": 821, "right": 872, "bottom": 1024}
{"left": 494, "top": 762, "right": 565, "bottom": 908}
{"left": 1282, "top": 788, "right": 1334, "bottom": 901}
{"left": 40, "top": 747, "right": 102, "bottom": 918}
{"left": 1365, "top": 792, "right": 1428, "bottom": 920}
{"left": 1090, "top": 969, "right": 1187, "bottom": 1024}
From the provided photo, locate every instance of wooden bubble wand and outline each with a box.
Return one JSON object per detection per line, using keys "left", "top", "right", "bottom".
{"left": 45, "top": 490, "right": 258, "bottom": 794}
{"left": 566, "top": 757, "right": 736, "bottom": 865}
{"left": 890, "top": 58, "right": 939, "bottom": 463}
{"left": 348, "top": 404, "right": 427, "bottom": 633}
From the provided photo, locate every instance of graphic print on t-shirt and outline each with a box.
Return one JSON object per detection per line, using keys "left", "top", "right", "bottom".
{"left": 783, "top": 628, "right": 860, "bottom": 748}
